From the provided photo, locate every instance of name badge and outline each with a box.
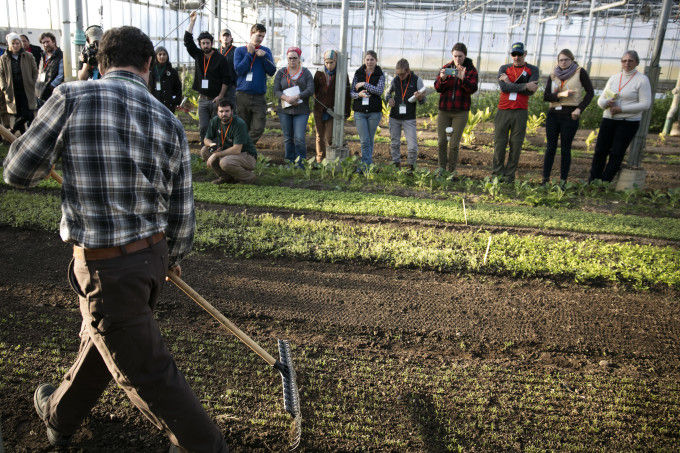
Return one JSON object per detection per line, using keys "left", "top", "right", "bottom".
{"left": 201, "top": 79, "right": 209, "bottom": 89}
{"left": 508, "top": 92, "right": 518, "bottom": 101}
{"left": 554, "top": 105, "right": 562, "bottom": 111}
{"left": 521, "top": 71, "right": 527, "bottom": 78}
{"left": 38, "top": 72, "right": 46, "bottom": 83}
{"left": 155, "top": 82, "right": 161, "bottom": 91}
{"left": 246, "top": 72, "right": 254, "bottom": 82}
{"left": 399, "top": 104, "right": 407, "bottom": 115}
{"left": 362, "top": 96, "right": 369, "bottom": 106}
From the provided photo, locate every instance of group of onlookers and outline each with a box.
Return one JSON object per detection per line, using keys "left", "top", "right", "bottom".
{"left": 0, "top": 32, "right": 63, "bottom": 135}
{"left": 1, "top": 20, "right": 652, "bottom": 188}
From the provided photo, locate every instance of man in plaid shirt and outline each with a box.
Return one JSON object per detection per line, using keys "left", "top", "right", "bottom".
{"left": 3, "top": 26, "right": 227, "bottom": 452}
{"left": 434, "top": 42, "right": 479, "bottom": 175}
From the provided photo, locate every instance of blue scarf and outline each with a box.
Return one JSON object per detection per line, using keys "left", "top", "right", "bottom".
{"left": 324, "top": 67, "right": 336, "bottom": 77}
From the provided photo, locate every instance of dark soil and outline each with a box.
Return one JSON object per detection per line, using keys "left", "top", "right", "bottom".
{"left": 1, "top": 226, "right": 679, "bottom": 451}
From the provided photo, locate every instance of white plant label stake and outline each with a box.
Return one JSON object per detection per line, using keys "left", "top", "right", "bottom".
{"left": 462, "top": 198, "right": 468, "bottom": 225}
{"left": 483, "top": 236, "right": 492, "bottom": 265}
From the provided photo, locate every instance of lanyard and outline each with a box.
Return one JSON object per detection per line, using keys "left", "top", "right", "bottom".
{"left": 618, "top": 71, "right": 637, "bottom": 93}
{"left": 510, "top": 65, "right": 525, "bottom": 83}
{"left": 220, "top": 45, "right": 233, "bottom": 57}
{"left": 42, "top": 54, "right": 50, "bottom": 71}
{"left": 365, "top": 71, "right": 372, "bottom": 84}
{"left": 220, "top": 118, "right": 233, "bottom": 147}
{"left": 202, "top": 53, "right": 212, "bottom": 77}
{"left": 285, "top": 67, "right": 301, "bottom": 87}
{"left": 249, "top": 45, "right": 260, "bottom": 70}
{"left": 399, "top": 73, "right": 412, "bottom": 102}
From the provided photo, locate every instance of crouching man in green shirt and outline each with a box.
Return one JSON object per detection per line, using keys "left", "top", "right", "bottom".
{"left": 200, "top": 98, "right": 258, "bottom": 184}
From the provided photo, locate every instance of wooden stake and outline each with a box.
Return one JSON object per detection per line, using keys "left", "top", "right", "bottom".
{"left": 483, "top": 236, "right": 492, "bottom": 265}
{"left": 462, "top": 198, "right": 468, "bottom": 225}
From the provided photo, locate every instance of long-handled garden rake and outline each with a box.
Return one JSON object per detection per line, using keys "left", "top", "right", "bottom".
{"left": 0, "top": 124, "right": 301, "bottom": 448}
{"left": 167, "top": 273, "right": 301, "bottom": 450}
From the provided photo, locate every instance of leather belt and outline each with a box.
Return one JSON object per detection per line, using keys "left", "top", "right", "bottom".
{"left": 73, "top": 232, "right": 165, "bottom": 261}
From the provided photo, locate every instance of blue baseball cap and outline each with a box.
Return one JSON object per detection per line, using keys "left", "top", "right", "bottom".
{"left": 510, "top": 42, "right": 526, "bottom": 55}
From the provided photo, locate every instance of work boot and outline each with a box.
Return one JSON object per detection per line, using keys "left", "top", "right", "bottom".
{"left": 34, "top": 384, "right": 72, "bottom": 447}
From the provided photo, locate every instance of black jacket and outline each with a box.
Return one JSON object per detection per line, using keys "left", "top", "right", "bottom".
{"left": 36, "top": 48, "right": 63, "bottom": 101}
{"left": 352, "top": 65, "right": 384, "bottom": 114}
{"left": 218, "top": 45, "right": 237, "bottom": 88}
{"left": 184, "top": 31, "right": 230, "bottom": 98}
{"left": 149, "top": 62, "right": 182, "bottom": 112}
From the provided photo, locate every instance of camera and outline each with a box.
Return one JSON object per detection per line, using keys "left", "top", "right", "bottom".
{"left": 444, "top": 67, "right": 458, "bottom": 77}
{"left": 82, "top": 42, "right": 99, "bottom": 67}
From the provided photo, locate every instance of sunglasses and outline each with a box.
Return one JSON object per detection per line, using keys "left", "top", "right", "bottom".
{"left": 511, "top": 52, "right": 524, "bottom": 57}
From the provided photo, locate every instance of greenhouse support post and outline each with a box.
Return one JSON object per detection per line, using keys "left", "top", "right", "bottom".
{"left": 627, "top": 0, "right": 674, "bottom": 172}
{"left": 476, "top": 2, "right": 486, "bottom": 74}
{"left": 61, "top": 0, "right": 73, "bottom": 82}
{"left": 362, "top": 0, "right": 369, "bottom": 56}
{"left": 522, "top": 0, "right": 532, "bottom": 47}
{"left": 329, "top": 0, "right": 349, "bottom": 160}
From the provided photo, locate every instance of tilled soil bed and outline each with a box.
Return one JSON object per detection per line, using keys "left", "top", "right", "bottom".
{"left": 1, "top": 227, "right": 679, "bottom": 451}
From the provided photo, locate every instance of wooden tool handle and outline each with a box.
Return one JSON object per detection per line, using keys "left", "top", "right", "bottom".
{"left": 166, "top": 272, "right": 277, "bottom": 367}
{"left": 0, "top": 124, "right": 62, "bottom": 184}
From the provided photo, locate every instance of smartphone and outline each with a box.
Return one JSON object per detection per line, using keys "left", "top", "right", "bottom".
{"left": 444, "top": 67, "right": 458, "bottom": 76}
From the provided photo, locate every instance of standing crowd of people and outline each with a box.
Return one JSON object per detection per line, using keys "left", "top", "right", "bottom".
{"left": 1, "top": 21, "right": 652, "bottom": 186}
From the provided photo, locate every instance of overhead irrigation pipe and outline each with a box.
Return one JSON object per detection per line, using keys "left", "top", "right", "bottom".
{"left": 0, "top": 123, "right": 301, "bottom": 449}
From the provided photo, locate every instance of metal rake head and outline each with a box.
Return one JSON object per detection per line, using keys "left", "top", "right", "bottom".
{"left": 276, "top": 339, "right": 301, "bottom": 450}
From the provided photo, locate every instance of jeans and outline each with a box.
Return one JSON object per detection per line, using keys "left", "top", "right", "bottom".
{"left": 279, "top": 111, "right": 309, "bottom": 165}
{"left": 589, "top": 118, "right": 640, "bottom": 183}
{"left": 354, "top": 111, "right": 382, "bottom": 167}
{"left": 543, "top": 110, "right": 580, "bottom": 182}
{"left": 198, "top": 97, "right": 217, "bottom": 142}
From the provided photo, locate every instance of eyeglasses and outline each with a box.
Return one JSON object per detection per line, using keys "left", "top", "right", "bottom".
{"left": 511, "top": 52, "right": 523, "bottom": 57}
{"left": 621, "top": 59, "right": 635, "bottom": 63}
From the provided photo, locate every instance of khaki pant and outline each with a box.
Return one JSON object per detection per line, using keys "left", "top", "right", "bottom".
{"left": 235, "top": 91, "right": 266, "bottom": 144}
{"left": 202, "top": 146, "right": 257, "bottom": 184}
{"left": 47, "top": 239, "right": 227, "bottom": 452}
{"left": 437, "top": 109, "right": 468, "bottom": 172}
{"left": 314, "top": 115, "right": 333, "bottom": 163}
{"left": 493, "top": 108, "right": 528, "bottom": 182}
{"left": 389, "top": 117, "right": 418, "bottom": 166}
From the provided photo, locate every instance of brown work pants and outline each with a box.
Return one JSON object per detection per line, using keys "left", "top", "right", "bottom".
{"left": 314, "top": 115, "right": 334, "bottom": 163}
{"left": 201, "top": 147, "right": 257, "bottom": 184}
{"left": 45, "top": 239, "right": 227, "bottom": 452}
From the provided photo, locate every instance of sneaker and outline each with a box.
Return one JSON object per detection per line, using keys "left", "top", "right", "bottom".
{"left": 34, "top": 384, "right": 72, "bottom": 447}
{"left": 211, "top": 175, "right": 235, "bottom": 184}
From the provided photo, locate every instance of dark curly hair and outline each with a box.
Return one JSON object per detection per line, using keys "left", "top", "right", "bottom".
{"left": 197, "top": 31, "right": 214, "bottom": 44}
{"left": 98, "top": 26, "right": 154, "bottom": 73}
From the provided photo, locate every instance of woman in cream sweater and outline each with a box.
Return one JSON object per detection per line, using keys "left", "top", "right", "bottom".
{"left": 589, "top": 50, "right": 651, "bottom": 183}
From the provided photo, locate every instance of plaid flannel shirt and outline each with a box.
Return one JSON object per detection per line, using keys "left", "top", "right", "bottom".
{"left": 434, "top": 59, "right": 479, "bottom": 112}
{"left": 3, "top": 70, "right": 195, "bottom": 265}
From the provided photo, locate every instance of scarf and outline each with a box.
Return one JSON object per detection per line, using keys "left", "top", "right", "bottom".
{"left": 324, "top": 67, "right": 336, "bottom": 77}
{"left": 553, "top": 62, "right": 579, "bottom": 81}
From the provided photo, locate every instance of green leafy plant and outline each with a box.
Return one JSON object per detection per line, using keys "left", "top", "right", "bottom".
{"left": 526, "top": 112, "right": 547, "bottom": 136}
{"left": 586, "top": 129, "right": 599, "bottom": 153}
